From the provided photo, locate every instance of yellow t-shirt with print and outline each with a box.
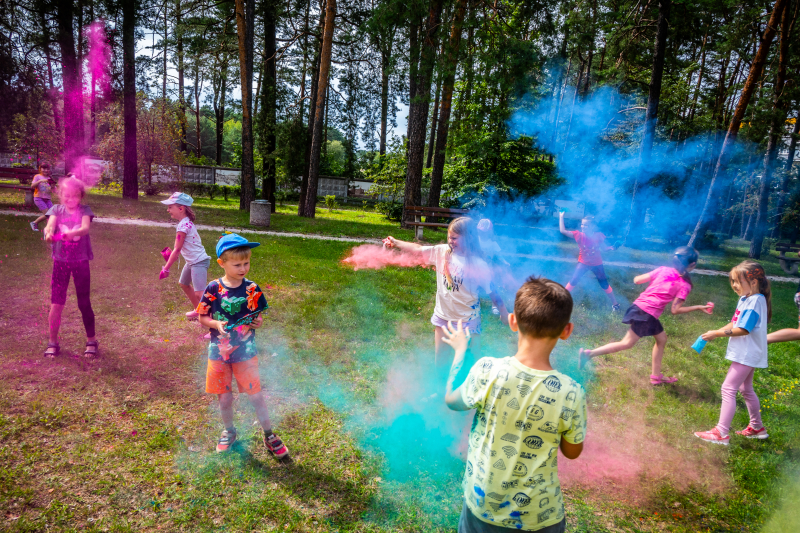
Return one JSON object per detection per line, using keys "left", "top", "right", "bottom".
{"left": 460, "top": 356, "right": 587, "bottom": 530}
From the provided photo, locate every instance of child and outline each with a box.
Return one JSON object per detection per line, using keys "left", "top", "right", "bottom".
{"left": 30, "top": 161, "right": 55, "bottom": 231}
{"left": 695, "top": 260, "right": 772, "bottom": 445}
{"left": 159, "top": 192, "right": 211, "bottom": 320}
{"left": 766, "top": 284, "right": 800, "bottom": 344}
{"left": 42, "top": 176, "right": 97, "bottom": 357}
{"left": 384, "top": 217, "right": 509, "bottom": 373}
{"left": 477, "top": 218, "right": 511, "bottom": 316}
{"left": 579, "top": 246, "right": 713, "bottom": 385}
{"left": 442, "top": 276, "right": 586, "bottom": 532}
{"left": 196, "top": 232, "right": 290, "bottom": 458}
{"left": 558, "top": 212, "right": 620, "bottom": 311}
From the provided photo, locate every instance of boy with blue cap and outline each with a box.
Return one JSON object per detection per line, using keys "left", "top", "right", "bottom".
{"left": 196, "top": 232, "right": 290, "bottom": 459}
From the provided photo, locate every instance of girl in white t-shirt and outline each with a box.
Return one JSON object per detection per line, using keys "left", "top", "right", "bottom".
{"left": 385, "top": 217, "right": 509, "bottom": 371}
{"left": 160, "top": 192, "right": 211, "bottom": 319}
{"left": 694, "top": 260, "right": 772, "bottom": 445}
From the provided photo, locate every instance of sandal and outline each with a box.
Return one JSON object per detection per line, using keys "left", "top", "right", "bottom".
{"left": 650, "top": 373, "right": 678, "bottom": 385}
{"left": 44, "top": 342, "right": 59, "bottom": 358}
{"left": 84, "top": 340, "right": 99, "bottom": 358}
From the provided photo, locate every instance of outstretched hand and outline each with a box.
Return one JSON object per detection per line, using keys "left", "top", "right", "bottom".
{"left": 441, "top": 319, "right": 471, "bottom": 354}
{"left": 383, "top": 236, "right": 396, "bottom": 248}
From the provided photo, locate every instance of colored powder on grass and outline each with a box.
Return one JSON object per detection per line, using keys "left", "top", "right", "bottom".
{"left": 342, "top": 245, "right": 429, "bottom": 270}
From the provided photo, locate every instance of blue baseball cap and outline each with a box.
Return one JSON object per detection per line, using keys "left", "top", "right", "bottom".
{"left": 216, "top": 232, "right": 261, "bottom": 258}
{"left": 161, "top": 192, "right": 194, "bottom": 206}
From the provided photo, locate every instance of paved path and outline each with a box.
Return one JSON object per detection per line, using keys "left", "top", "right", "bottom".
{"left": 4, "top": 209, "right": 798, "bottom": 284}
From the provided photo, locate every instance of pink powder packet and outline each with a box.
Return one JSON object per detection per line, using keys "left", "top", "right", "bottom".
{"left": 161, "top": 247, "right": 172, "bottom": 262}
{"left": 703, "top": 302, "right": 714, "bottom": 315}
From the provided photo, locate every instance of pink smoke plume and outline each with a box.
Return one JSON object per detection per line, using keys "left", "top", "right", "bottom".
{"left": 85, "top": 21, "right": 111, "bottom": 98}
{"left": 342, "top": 245, "right": 430, "bottom": 270}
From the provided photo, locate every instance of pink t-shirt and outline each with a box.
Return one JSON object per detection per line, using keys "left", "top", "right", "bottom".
{"left": 572, "top": 231, "right": 605, "bottom": 266}
{"left": 633, "top": 266, "right": 692, "bottom": 318}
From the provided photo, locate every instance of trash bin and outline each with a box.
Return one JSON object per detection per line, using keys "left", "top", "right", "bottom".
{"left": 250, "top": 200, "right": 271, "bottom": 227}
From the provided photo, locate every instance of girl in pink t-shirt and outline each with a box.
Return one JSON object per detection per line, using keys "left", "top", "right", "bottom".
{"left": 579, "top": 247, "right": 713, "bottom": 385}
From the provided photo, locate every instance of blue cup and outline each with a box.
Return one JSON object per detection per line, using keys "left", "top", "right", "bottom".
{"left": 691, "top": 336, "right": 707, "bottom": 354}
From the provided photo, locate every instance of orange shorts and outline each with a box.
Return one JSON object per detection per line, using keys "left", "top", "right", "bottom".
{"left": 205, "top": 357, "right": 262, "bottom": 395}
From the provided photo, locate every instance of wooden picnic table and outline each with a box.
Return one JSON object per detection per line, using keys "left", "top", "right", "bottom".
{"left": 0, "top": 183, "right": 34, "bottom": 207}
{"left": 405, "top": 205, "right": 470, "bottom": 240}
{"left": 0, "top": 167, "right": 37, "bottom": 185}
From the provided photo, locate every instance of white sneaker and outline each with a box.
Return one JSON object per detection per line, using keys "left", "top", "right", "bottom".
{"left": 186, "top": 310, "right": 199, "bottom": 319}
{"left": 491, "top": 305, "right": 500, "bottom": 316}
{"left": 30, "top": 221, "right": 39, "bottom": 232}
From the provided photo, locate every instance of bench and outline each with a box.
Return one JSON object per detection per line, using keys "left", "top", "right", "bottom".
{"left": 406, "top": 205, "right": 470, "bottom": 240}
{"left": 0, "top": 167, "right": 37, "bottom": 185}
{"left": 0, "top": 183, "right": 35, "bottom": 207}
{"left": 775, "top": 242, "right": 800, "bottom": 275}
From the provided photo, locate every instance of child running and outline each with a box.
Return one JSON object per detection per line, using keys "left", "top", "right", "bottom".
{"left": 766, "top": 283, "right": 800, "bottom": 344}
{"left": 579, "top": 246, "right": 713, "bottom": 385}
{"left": 159, "top": 192, "right": 211, "bottom": 320}
{"left": 42, "top": 176, "right": 98, "bottom": 357}
{"left": 443, "top": 277, "right": 586, "bottom": 532}
{"left": 385, "top": 217, "right": 509, "bottom": 375}
{"left": 694, "top": 260, "right": 771, "bottom": 445}
{"left": 30, "top": 161, "right": 55, "bottom": 231}
{"left": 196, "top": 232, "right": 290, "bottom": 459}
{"left": 559, "top": 211, "right": 620, "bottom": 311}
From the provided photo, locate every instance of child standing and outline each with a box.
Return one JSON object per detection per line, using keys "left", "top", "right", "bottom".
{"left": 385, "top": 217, "right": 509, "bottom": 372}
{"left": 559, "top": 212, "right": 620, "bottom": 311}
{"left": 42, "top": 176, "right": 98, "bottom": 357}
{"left": 159, "top": 192, "right": 211, "bottom": 319}
{"left": 695, "top": 260, "right": 771, "bottom": 445}
{"left": 579, "top": 246, "right": 713, "bottom": 385}
{"left": 30, "top": 161, "right": 55, "bottom": 231}
{"left": 443, "top": 277, "right": 586, "bottom": 532}
{"left": 196, "top": 232, "right": 290, "bottom": 458}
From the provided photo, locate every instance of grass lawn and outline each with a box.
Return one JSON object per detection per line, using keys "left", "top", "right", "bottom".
{"left": 1, "top": 207, "right": 800, "bottom": 533}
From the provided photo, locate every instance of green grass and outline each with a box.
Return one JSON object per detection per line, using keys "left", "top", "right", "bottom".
{"left": 1, "top": 200, "right": 799, "bottom": 531}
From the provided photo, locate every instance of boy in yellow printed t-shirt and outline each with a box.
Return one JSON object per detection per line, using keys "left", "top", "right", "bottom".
{"left": 443, "top": 276, "right": 587, "bottom": 532}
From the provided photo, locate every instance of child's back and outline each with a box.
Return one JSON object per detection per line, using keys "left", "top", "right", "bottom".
{"left": 461, "top": 356, "right": 586, "bottom": 529}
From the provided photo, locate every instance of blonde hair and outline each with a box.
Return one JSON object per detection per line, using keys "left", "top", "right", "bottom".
{"left": 730, "top": 260, "right": 772, "bottom": 322}
{"left": 443, "top": 217, "right": 482, "bottom": 288}
{"left": 219, "top": 246, "right": 252, "bottom": 263}
{"left": 58, "top": 175, "right": 86, "bottom": 201}
{"left": 184, "top": 205, "right": 196, "bottom": 222}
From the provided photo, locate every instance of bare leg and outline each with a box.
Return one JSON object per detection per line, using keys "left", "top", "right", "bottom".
{"left": 33, "top": 215, "right": 47, "bottom": 226}
{"left": 180, "top": 283, "right": 201, "bottom": 308}
{"left": 584, "top": 328, "right": 640, "bottom": 358}
{"left": 218, "top": 392, "right": 234, "bottom": 429}
{"left": 767, "top": 328, "right": 800, "bottom": 344}
{"left": 247, "top": 391, "right": 274, "bottom": 432}
{"left": 605, "top": 290, "right": 619, "bottom": 306}
{"left": 650, "top": 331, "right": 668, "bottom": 376}
{"left": 48, "top": 304, "right": 64, "bottom": 344}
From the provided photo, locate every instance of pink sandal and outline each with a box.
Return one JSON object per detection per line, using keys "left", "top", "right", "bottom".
{"left": 650, "top": 373, "right": 678, "bottom": 385}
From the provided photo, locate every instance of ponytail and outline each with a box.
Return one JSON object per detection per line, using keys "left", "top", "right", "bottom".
{"left": 730, "top": 260, "right": 772, "bottom": 322}
{"left": 184, "top": 205, "right": 196, "bottom": 223}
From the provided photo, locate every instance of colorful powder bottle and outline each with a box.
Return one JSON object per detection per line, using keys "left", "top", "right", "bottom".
{"left": 703, "top": 302, "right": 715, "bottom": 315}
{"left": 691, "top": 336, "right": 707, "bottom": 354}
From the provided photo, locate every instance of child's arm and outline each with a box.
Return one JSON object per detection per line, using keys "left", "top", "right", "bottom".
{"left": 198, "top": 313, "right": 228, "bottom": 336}
{"left": 62, "top": 215, "right": 92, "bottom": 239}
{"left": 43, "top": 214, "right": 57, "bottom": 242}
{"left": 558, "top": 212, "right": 573, "bottom": 238}
{"left": 559, "top": 437, "right": 583, "bottom": 459}
{"left": 702, "top": 321, "right": 749, "bottom": 340}
{"left": 163, "top": 231, "right": 187, "bottom": 274}
{"left": 441, "top": 320, "right": 472, "bottom": 411}
{"left": 633, "top": 273, "right": 652, "bottom": 284}
{"left": 383, "top": 236, "right": 424, "bottom": 253}
{"left": 671, "top": 298, "right": 713, "bottom": 315}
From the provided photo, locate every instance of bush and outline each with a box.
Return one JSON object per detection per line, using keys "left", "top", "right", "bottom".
{"left": 324, "top": 195, "right": 338, "bottom": 212}
{"left": 377, "top": 201, "right": 404, "bottom": 221}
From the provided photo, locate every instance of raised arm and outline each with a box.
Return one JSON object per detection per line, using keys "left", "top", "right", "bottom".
{"left": 441, "top": 320, "right": 472, "bottom": 411}
{"left": 384, "top": 236, "right": 425, "bottom": 253}
{"left": 558, "top": 212, "right": 573, "bottom": 238}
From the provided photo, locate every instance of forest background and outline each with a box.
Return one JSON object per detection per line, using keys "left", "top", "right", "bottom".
{"left": 1, "top": 0, "right": 800, "bottom": 252}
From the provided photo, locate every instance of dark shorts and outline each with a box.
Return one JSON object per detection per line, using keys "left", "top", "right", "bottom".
{"left": 458, "top": 502, "right": 566, "bottom": 533}
{"left": 622, "top": 304, "right": 664, "bottom": 337}
{"left": 569, "top": 262, "right": 609, "bottom": 290}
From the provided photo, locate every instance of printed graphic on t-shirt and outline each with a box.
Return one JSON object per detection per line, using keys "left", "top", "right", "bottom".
{"left": 197, "top": 278, "right": 268, "bottom": 364}
{"left": 572, "top": 231, "right": 605, "bottom": 266}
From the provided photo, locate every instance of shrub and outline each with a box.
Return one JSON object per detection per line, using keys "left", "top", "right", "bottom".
{"left": 324, "top": 195, "right": 338, "bottom": 212}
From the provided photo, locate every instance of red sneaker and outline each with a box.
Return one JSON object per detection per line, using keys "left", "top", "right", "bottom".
{"left": 216, "top": 429, "right": 237, "bottom": 453}
{"left": 694, "top": 427, "right": 730, "bottom": 446}
{"left": 735, "top": 425, "right": 768, "bottom": 439}
{"left": 264, "top": 431, "right": 290, "bottom": 459}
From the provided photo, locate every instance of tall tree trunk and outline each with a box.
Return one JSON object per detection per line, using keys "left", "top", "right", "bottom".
{"left": 689, "top": 24, "right": 709, "bottom": 121}
{"left": 235, "top": 0, "right": 257, "bottom": 210}
{"left": 301, "top": 0, "right": 335, "bottom": 218}
{"left": 122, "top": 0, "right": 137, "bottom": 198}
{"left": 688, "top": 0, "right": 789, "bottom": 248}
{"left": 582, "top": 0, "right": 597, "bottom": 95}
{"left": 260, "top": 0, "right": 277, "bottom": 212}
{"left": 299, "top": 6, "right": 324, "bottom": 216}
{"left": 56, "top": 0, "right": 85, "bottom": 173}
{"left": 628, "top": 0, "right": 671, "bottom": 244}
{"left": 406, "top": 19, "right": 421, "bottom": 143}
{"left": 428, "top": 0, "right": 467, "bottom": 210}
{"left": 177, "top": 0, "right": 186, "bottom": 152}
{"left": 194, "top": 66, "right": 202, "bottom": 157}
{"left": 163, "top": 2, "right": 168, "bottom": 102}
{"left": 215, "top": 72, "right": 227, "bottom": 165}
{"left": 88, "top": 0, "right": 95, "bottom": 146}
{"left": 774, "top": 112, "right": 800, "bottom": 237}
{"left": 426, "top": 74, "right": 441, "bottom": 168}
{"left": 379, "top": 46, "right": 392, "bottom": 157}
{"left": 749, "top": 3, "right": 792, "bottom": 258}
{"left": 403, "top": 0, "right": 444, "bottom": 227}
{"left": 40, "top": 8, "right": 61, "bottom": 133}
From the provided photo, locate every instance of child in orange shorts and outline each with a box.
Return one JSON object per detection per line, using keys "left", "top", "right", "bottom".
{"left": 197, "top": 232, "right": 290, "bottom": 459}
